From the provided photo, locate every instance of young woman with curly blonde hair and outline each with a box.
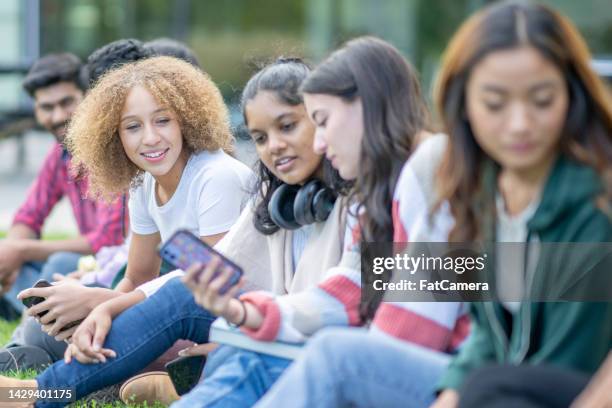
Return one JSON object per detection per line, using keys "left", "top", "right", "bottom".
{"left": 66, "top": 55, "right": 253, "bottom": 295}
{"left": 12, "top": 56, "right": 253, "bottom": 379}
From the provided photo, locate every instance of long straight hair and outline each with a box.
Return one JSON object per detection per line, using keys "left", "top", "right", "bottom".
{"left": 302, "top": 36, "right": 429, "bottom": 320}
{"left": 434, "top": 0, "right": 612, "bottom": 242}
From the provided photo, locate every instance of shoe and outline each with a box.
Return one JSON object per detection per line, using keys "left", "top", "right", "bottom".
{"left": 0, "top": 345, "right": 53, "bottom": 373}
{"left": 119, "top": 371, "right": 179, "bottom": 406}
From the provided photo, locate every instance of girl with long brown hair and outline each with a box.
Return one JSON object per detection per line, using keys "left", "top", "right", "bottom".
{"left": 433, "top": 1, "right": 612, "bottom": 406}
{"left": 256, "top": 1, "right": 612, "bottom": 408}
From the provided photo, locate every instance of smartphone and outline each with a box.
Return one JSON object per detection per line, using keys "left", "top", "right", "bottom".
{"left": 21, "top": 279, "right": 84, "bottom": 333}
{"left": 158, "top": 229, "right": 243, "bottom": 294}
{"left": 165, "top": 354, "right": 206, "bottom": 396}
{"left": 21, "top": 279, "right": 52, "bottom": 315}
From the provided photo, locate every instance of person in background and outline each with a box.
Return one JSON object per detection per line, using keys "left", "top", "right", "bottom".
{"left": 144, "top": 37, "right": 201, "bottom": 68}
{"left": 83, "top": 38, "right": 150, "bottom": 88}
{"left": 0, "top": 53, "right": 126, "bottom": 324}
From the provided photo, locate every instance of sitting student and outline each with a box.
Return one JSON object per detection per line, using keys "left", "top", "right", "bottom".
{"left": 164, "top": 36, "right": 467, "bottom": 408}
{"left": 261, "top": 3, "right": 612, "bottom": 408}
{"left": 0, "top": 58, "right": 353, "bottom": 407}
{"left": 432, "top": 2, "right": 612, "bottom": 406}
{"left": 0, "top": 52, "right": 126, "bottom": 322}
{"left": 13, "top": 54, "right": 251, "bottom": 363}
{"left": 82, "top": 38, "right": 150, "bottom": 88}
{"left": 0, "top": 39, "right": 153, "bottom": 373}
{"left": 144, "top": 37, "right": 201, "bottom": 68}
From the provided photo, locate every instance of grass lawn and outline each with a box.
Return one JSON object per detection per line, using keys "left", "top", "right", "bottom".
{"left": 0, "top": 316, "right": 167, "bottom": 406}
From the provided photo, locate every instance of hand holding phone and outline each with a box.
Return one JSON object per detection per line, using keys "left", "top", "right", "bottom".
{"left": 21, "top": 279, "right": 52, "bottom": 316}
{"left": 20, "top": 279, "right": 84, "bottom": 335}
{"left": 159, "top": 229, "right": 243, "bottom": 295}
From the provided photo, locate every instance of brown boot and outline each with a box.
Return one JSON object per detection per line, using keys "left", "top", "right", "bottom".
{"left": 119, "top": 371, "right": 179, "bottom": 406}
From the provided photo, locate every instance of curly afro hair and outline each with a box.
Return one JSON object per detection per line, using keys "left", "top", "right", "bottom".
{"left": 66, "top": 56, "right": 234, "bottom": 201}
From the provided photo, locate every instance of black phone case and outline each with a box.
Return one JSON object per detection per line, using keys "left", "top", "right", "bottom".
{"left": 21, "top": 279, "right": 51, "bottom": 312}
{"left": 164, "top": 355, "right": 207, "bottom": 396}
{"left": 158, "top": 229, "right": 243, "bottom": 294}
{"left": 21, "top": 279, "right": 84, "bottom": 332}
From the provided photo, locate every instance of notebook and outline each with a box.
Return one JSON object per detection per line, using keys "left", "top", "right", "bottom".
{"left": 208, "top": 317, "right": 303, "bottom": 360}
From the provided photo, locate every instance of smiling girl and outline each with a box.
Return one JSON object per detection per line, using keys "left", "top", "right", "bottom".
{"left": 67, "top": 56, "right": 253, "bottom": 294}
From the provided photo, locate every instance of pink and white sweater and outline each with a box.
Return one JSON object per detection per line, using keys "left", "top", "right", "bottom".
{"left": 241, "top": 134, "right": 470, "bottom": 353}
{"left": 372, "top": 134, "right": 469, "bottom": 353}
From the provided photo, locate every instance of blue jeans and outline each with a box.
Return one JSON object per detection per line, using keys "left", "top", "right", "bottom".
{"left": 255, "top": 327, "right": 451, "bottom": 408}
{"left": 5, "top": 251, "right": 81, "bottom": 314}
{"left": 171, "top": 345, "right": 292, "bottom": 408}
{"left": 34, "top": 278, "right": 217, "bottom": 408}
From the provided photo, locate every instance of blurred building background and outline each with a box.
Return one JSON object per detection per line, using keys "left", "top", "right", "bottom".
{"left": 1, "top": 0, "right": 611, "bottom": 234}
{"left": 3, "top": 0, "right": 612, "bottom": 109}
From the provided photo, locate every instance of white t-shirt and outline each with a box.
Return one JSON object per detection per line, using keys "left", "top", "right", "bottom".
{"left": 496, "top": 192, "right": 541, "bottom": 313}
{"left": 128, "top": 149, "right": 254, "bottom": 242}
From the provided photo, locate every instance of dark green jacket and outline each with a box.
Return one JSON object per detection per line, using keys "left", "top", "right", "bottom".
{"left": 439, "top": 155, "right": 612, "bottom": 390}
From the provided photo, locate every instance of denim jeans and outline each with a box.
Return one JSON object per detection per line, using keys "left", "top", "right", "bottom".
{"left": 171, "top": 345, "right": 292, "bottom": 408}
{"left": 255, "top": 327, "right": 451, "bottom": 408}
{"left": 4, "top": 251, "right": 81, "bottom": 315}
{"left": 34, "top": 277, "right": 217, "bottom": 408}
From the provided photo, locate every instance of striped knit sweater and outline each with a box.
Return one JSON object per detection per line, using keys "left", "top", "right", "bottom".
{"left": 240, "top": 134, "right": 470, "bottom": 352}
{"left": 373, "top": 134, "right": 469, "bottom": 352}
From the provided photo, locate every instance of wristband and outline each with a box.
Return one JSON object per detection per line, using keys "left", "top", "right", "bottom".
{"left": 228, "top": 300, "right": 248, "bottom": 328}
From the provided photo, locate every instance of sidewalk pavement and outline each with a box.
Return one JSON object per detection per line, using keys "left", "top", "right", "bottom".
{"left": 0, "top": 131, "right": 257, "bottom": 236}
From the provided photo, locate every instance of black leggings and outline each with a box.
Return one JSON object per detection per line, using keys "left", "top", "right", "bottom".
{"left": 459, "top": 364, "right": 591, "bottom": 408}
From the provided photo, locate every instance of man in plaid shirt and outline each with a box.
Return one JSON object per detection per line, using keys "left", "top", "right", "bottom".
{"left": 0, "top": 53, "right": 126, "bottom": 320}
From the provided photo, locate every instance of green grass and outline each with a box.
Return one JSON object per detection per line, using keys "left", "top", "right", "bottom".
{"left": 0, "top": 319, "right": 168, "bottom": 407}
{"left": 0, "top": 320, "right": 19, "bottom": 343}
